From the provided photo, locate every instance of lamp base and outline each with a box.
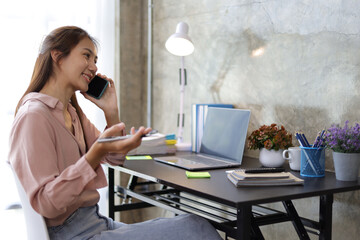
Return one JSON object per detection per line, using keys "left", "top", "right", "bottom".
{"left": 175, "top": 142, "right": 192, "bottom": 152}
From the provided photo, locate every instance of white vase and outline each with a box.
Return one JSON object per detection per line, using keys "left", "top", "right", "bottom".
{"left": 259, "top": 148, "right": 285, "bottom": 167}
{"left": 332, "top": 152, "right": 360, "bottom": 181}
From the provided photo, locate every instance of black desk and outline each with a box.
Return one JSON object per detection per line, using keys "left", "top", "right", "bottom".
{"left": 108, "top": 156, "right": 360, "bottom": 240}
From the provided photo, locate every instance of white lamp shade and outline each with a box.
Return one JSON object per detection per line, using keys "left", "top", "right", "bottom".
{"left": 165, "top": 22, "right": 194, "bottom": 56}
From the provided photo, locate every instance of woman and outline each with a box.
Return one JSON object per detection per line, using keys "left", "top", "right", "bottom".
{"left": 8, "top": 26, "right": 222, "bottom": 240}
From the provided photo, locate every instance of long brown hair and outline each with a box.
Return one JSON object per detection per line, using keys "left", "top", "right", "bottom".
{"left": 15, "top": 26, "right": 98, "bottom": 120}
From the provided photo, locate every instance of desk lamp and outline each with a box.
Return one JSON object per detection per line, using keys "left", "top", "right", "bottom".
{"left": 165, "top": 22, "right": 194, "bottom": 150}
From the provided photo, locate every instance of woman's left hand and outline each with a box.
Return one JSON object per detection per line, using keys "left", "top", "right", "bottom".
{"left": 85, "top": 124, "right": 152, "bottom": 169}
{"left": 81, "top": 74, "right": 120, "bottom": 126}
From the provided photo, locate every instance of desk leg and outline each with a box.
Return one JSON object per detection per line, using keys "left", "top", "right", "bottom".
{"left": 236, "top": 205, "right": 251, "bottom": 240}
{"left": 127, "top": 175, "right": 139, "bottom": 190}
{"left": 251, "top": 215, "right": 265, "bottom": 240}
{"left": 319, "top": 194, "right": 333, "bottom": 240}
{"left": 283, "top": 200, "right": 310, "bottom": 240}
{"left": 108, "top": 167, "right": 115, "bottom": 220}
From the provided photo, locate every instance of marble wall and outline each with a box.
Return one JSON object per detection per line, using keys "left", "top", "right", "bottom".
{"left": 119, "top": 0, "right": 360, "bottom": 238}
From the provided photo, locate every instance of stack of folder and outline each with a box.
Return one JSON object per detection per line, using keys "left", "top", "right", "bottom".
{"left": 227, "top": 170, "right": 304, "bottom": 187}
{"left": 191, "top": 103, "right": 233, "bottom": 152}
{"left": 165, "top": 134, "right": 177, "bottom": 154}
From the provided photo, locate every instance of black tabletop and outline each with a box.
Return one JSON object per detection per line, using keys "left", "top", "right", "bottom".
{"left": 117, "top": 156, "right": 360, "bottom": 208}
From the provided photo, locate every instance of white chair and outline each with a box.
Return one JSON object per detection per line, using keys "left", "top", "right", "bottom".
{"left": 11, "top": 167, "right": 50, "bottom": 240}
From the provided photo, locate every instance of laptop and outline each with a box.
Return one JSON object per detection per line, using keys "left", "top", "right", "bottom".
{"left": 154, "top": 108, "right": 251, "bottom": 170}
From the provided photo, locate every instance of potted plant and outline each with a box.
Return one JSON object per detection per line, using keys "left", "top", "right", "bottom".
{"left": 324, "top": 121, "right": 360, "bottom": 181}
{"left": 248, "top": 124, "right": 293, "bottom": 167}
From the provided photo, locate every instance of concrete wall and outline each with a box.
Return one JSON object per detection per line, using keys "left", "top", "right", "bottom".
{"left": 119, "top": 0, "right": 148, "bottom": 127}
{"left": 119, "top": 0, "right": 360, "bottom": 238}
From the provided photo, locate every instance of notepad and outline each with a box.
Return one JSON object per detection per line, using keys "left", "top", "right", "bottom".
{"left": 186, "top": 171, "right": 211, "bottom": 178}
{"left": 227, "top": 171, "right": 304, "bottom": 187}
{"left": 126, "top": 155, "right": 152, "bottom": 160}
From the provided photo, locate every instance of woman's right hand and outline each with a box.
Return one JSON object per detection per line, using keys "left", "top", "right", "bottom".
{"left": 85, "top": 123, "right": 152, "bottom": 169}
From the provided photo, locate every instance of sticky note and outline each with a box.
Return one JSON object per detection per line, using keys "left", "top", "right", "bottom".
{"left": 126, "top": 155, "right": 152, "bottom": 160}
{"left": 186, "top": 171, "right": 211, "bottom": 178}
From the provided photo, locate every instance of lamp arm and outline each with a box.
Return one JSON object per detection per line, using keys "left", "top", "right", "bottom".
{"left": 178, "top": 56, "right": 185, "bottom": 143}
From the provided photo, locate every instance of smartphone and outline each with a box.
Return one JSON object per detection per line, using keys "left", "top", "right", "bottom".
{"left": 97, "top": 135, "right": 132, "bottom": 143}
{"left": 86, "top": 75, "right": 109, "bottom": 99}
{"left": 97, "top": 133, "right": 148, "bottom": 143}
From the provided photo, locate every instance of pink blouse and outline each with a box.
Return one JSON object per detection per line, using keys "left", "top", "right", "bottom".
{"left": 8, "top": 92, "right": 125, "bottom": 226}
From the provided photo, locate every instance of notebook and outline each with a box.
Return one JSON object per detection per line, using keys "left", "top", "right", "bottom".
{"left": 154, "top": 108, "right": 251, "bottom": 170}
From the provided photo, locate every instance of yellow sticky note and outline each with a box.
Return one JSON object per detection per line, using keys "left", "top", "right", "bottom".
{"left": 126, "top": 155, "right": 152, "bottom": 160}
{"left": 186, "top": 171, "right": 211, "bottom": 178}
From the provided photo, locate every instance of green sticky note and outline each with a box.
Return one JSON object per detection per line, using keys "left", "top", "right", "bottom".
{"left": 186, "top": 171, "right": 211, "bottom": 178}
{"left": 126, "top": 155, "right": 152, "bottom": 160}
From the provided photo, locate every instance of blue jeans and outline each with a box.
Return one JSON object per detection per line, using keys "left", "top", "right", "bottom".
{"left": 47, "top": 205, "right": 222, "bottom": 240}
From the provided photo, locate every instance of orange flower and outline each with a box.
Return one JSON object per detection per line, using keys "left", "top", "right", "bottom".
{"left": 247, "top": 124, "right": 293, "bottom": 150}
{"left": 264, "top": 139, "right": 273, "bottom": 149}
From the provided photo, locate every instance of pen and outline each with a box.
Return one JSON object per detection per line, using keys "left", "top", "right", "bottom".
{"left": 313, "top": 129, "right": 325, "bottom": 148}
{"left": 313, "top": 131, "right": 321, "bottom": 147}
{"left": 318, "top": 129, "right": 325, "bottom": 147}
{"left": 300, "top": 132, "right": 310, "bottom": 147}
{"left": 295, "top": 132, "right": 320, "bottom": 175}
{"left": 295, "top": 132, "right": 307, "bottom": 147}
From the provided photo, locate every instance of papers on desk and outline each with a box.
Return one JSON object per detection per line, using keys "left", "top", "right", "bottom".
{"left": 127, "top": 133, "right": 176, "bottom": 155}
{"left": 227, "top": 170, "right": 304, "bottom": 187}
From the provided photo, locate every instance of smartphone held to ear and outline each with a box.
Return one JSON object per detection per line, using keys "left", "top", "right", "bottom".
{"left": 86, "top": 75, "right": 109, "bottom": 99}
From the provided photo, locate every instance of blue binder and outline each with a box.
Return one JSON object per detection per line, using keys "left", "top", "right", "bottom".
{"left": 191, "top": 103, "right": 233, "bottom": 152}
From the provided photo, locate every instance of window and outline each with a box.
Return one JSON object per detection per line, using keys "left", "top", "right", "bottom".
{"left": 0, "top": 0, "right": 117, "bottom": 215}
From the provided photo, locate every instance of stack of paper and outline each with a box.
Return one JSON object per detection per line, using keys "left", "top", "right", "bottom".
{"left": 227, "top": 170, "right": 304, "bottom": 187}
{"left": 165, "top": 135, "right": 177, "bottom": 154}
{"left": 127, "top": 133, "right": 169, "bottom": 155}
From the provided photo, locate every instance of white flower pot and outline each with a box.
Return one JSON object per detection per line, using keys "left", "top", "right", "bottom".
{"left": 259, "top": 148, "right": 285, "bottom": 167}
{"left": 332, "top": 152, "right": 360, "bottom": 181}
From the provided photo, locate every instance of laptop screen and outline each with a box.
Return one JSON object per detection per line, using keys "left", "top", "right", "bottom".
{"left": 200, "top": 108, "right": 251, "bottom": 163}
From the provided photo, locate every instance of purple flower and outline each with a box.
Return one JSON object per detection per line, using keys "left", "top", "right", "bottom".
{"left": 325, "top": 121, "right": 360, "bottom": 153}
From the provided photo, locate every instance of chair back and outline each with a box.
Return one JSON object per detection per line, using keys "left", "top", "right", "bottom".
{"left": 11, "top": 167, "right": 50, "bottom": 240}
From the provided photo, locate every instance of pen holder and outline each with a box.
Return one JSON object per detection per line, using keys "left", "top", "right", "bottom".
{"left": 300, "top": 146, "right": 325, "bottom": 177}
